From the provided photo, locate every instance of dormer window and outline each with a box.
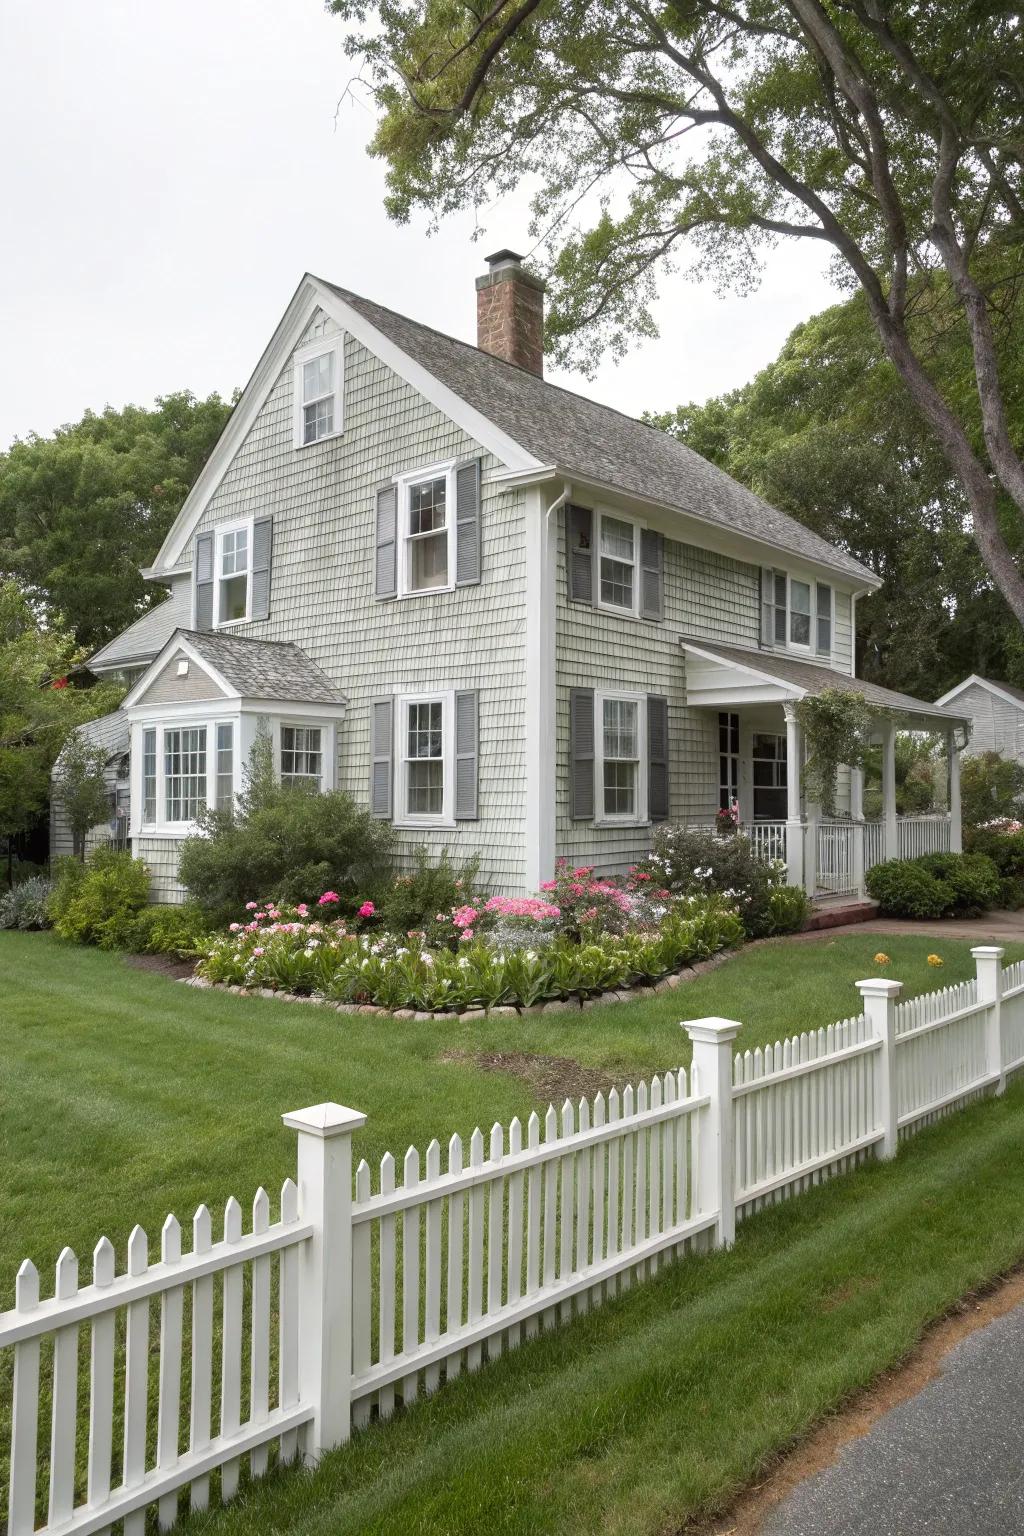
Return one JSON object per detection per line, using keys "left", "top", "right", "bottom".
{"left": 293, "top": 335, "right": 344, "bottom": 448}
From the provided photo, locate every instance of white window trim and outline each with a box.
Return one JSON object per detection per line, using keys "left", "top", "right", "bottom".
{"left": 393, "top": 688, "right": 456, "bottom": 829}
{"left": 595, "top": 510, "right": 643, "bottom": 619}
{"left": 594, "top": 687, "right": 649, "bottom": 828}
{"left": 213, "top": 516, "right": 254, "bottom": 629}
{"left": 395, "top": 460, "right": 458, "bottom": 600}
{"left": 292, "top": 334, "right": 345, "bottom": 449}
{"left": 773, "top": 573, "right": 834, "bottom": 660}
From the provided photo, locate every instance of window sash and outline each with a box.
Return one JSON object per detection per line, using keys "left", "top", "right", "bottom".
{"left": 164, "top": 726, "right": 207, "bottom": 823}
{"left": 280, "top": 724, "right": 322, "bottom": 787}
{"left": 216, "top": 524, "right": 251, "bottom": 624}
{"left": 400, "top": 698, "right": 447, "bottom": 819}
{"left": 405, "top": 476, "right": 450, "bottom": 592}
{"left": 216, "top": 722, "right": 234, "bottom": 810}
{"left": 598, "top": 515, "right": 636, "bottom": 612}
{"left": 752, "top": 732, "right": 787, "bottom": 820}
{"left": 789, "top": 580, "right": 811, "bottom": 646}
{"left": 142, "top": 728, "right": 157, "bottom": 824}
{"left": 598, "top": 694, "right": 643, "bottom": 820}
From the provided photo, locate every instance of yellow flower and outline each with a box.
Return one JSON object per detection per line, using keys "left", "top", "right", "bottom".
{"left": 873, "top": 952, "right": 890, "bottom": 966}
{"left": 927, "top": 954, "right": 944, "bottom": 967}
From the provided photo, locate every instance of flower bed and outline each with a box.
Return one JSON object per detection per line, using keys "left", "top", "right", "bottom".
{"left": 196, "top": 880, "right": 744, "bottom": 1014}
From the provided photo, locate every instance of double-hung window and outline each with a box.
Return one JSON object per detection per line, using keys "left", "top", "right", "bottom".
{"left": 396, "top": 464, "right": 457, "bottom": 596}
{"left": 595, "top": 690, "right": 647, "bottom": 824}
{"left": 280, "top": 725, "right": 322, "bottom": 789}
{"left": 293, "top": 336, "right": 344, "bottom": 447}
{"left": 598, "top": 514, "right": 638, "bottom": 615}
{"left": 164, "top": 727, "right": 207, "bottom": 823}
{"left": 768, "top": 573, "right": 833, "bottom": 656}
{"left": 142, "top": 728, "right": 157, "bottom": 824}
{"left": 215, "top": 723, "right": 234, "bottom": 810}
{"left": 216, "top": 523, "right": 251, "bottom": 624}
{"left": 392, "top": 693, "right": 453, "bottom": 824}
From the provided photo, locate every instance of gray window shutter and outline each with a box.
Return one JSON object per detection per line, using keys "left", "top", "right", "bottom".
{"left": 760, "top": 567, "right": 776, "bottom": 649}
{"left": 194, "top": 532, "right": 214, "bottom": 631}
{"left": 375, "top": 484, "right": 398, "bottom": 599}
{"left": 567, "top": 505, "right": 594, "bottom": 604}
{"left": 455, "top": 459, "right": 482, "bottom": 587}
{"left": 569, "top": 687, "right": 595, "bottom": 820}
{"left": 370, "top": 698, "right": 393, "bottom": 818}
{"left": 640, "top": 530, "right": 664, "bottom": 620}
{"left": 251, "top": 516, "right": 273, "bottom": 621}
{"left": 647, "top": 694, "right": 669, "bottom": 822}
{"left": 454, "top": 690, "right": 479, "bottom": 819}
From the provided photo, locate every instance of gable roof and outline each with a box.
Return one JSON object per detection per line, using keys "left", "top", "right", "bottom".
{"left": 934, "top": 674, "right": 1024, "bottom": 712}
{"left": 324, "top": 281, "right": 875, "bottom": 587}
{"left": 88, "top": 583, "right": 192, "bottom": 672}
{"left": 681, "top": 637, "right": 972, "bottom": 724}
{"left": 153, "top": 272, "right": 878, "bottom": 587}
{"left": 123, "top": 629, "right": 348, "bottom": 710}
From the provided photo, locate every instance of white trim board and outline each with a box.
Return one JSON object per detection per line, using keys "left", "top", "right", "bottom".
{"left": 935, "top": 675, "right": 1024, "bottom": 713}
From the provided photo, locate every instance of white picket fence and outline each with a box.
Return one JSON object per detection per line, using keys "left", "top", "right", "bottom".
{"left": 5, "top": 945, "right": 1024, "bottom": 1534}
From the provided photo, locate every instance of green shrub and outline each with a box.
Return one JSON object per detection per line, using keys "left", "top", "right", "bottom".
{"left": 916, "top": 852, "right": 1000, "bottom": 917}
{"left": 51, "top": 848, "right": 151, "bottom": 947}
{"left": 125, "top": 903, "right": 218, "bottom": 958}
{"left": 634, "top": 825, "right": 796, "bottom": 939}
{"left": 866, "top": 859, "right": 954, "bottom": 918}
{"left": 178, "top": 738, "right": 393, "bottom": 922}
{"left": 763, "top": 884, "right": 811, "bottom": 935}
{"left": 375, "top": 847, "right": 484, "bottom": 938}
{"left": 0, "top": 875, "right": 54, "bottom": 930}
{"left": 960, "top": 751, "right": 1024, "bottom": 829}
{"left": 46, "top": 856, "right": 88, "bottom": 926}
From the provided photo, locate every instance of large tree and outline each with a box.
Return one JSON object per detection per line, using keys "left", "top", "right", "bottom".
{"left": 0, "top": 391, "right": 233, "bottom": 651}
{"left": 650, "top": 279, "right": 1024, "bottom": 697}
{"left": 332, "top": 0, "right": 1024, "bottom": 620}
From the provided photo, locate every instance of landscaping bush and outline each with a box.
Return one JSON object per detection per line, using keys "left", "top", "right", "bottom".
{"left": 963, "top": 822, "right": 1024, "bottom": 909}
{"left": 763, "top": 884, "right": 812, "bottom": 935}
{"left": 178, "top": 738, "right": 394, "bottom": 922}
{"left": 632, "top": 825, "right": 801, "bottom": 939}
{"left": 866, "top": 858, "right": 955, "bottom": 919}
{"left": 0, "top": 875, "right": 54, "bottom": 930}
{"left": 916, "top": 852, "right": 1000, "bottom": 917}
{"left": 374, "top": 847, "right": 485, "bottom": 941}
{"left": 50, "top": 848, "right": 151, "bottom": 948}
{"left": 960, "top": 751, "right": 1024, "bottom": 829}
{"left": 125, "top": 902, "right": 218, "bottom": 958}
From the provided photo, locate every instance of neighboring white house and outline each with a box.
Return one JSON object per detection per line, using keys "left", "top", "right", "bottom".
{"left": 934, "top": 676, "right": 1024, "bottom": 762}
{"left": 54, "top": 253, "right": 970, "bottom": 902}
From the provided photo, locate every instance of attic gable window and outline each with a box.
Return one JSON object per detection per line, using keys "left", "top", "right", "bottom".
{"left": 293, "top": 335, "right": 344, "bottom": 448}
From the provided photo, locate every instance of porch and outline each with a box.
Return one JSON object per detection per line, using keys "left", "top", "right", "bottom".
{"left": 681, "top": 637, "right": 973, "bottom": 901}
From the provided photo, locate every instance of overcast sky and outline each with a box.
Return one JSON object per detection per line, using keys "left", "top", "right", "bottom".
{"left": 0, "top": 0, "right": 843, "bottom": 451}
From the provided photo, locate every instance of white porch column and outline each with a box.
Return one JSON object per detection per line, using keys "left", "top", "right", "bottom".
{"left": 948, "top": 729, "right": 963, "bottom": 853}
{"left": 881, "top": 718, "right": 899, "bottom": 863}
{"left": 783, "top": 702, "right": 805, "bottom": 890}
{"left": 850, "top": 764, "right": 866, "bottom": 897}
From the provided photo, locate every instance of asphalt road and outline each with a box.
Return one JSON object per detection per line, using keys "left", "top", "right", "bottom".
{"left": 758, "top": 1301, "right": 1024, "bottom": 1535}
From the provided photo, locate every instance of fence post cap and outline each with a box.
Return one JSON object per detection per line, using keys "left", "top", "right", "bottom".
{"left": 282, "top": 1102, "right": 367, "bottom": 1137}
{"left": 970, "top": 945, "right": 1005, "bottom": 959}
{"left": 683, "top": 1017, "right": 742, "bottom": 1044}
{"left": 854, "top": 978, "right": 903, "bottom": 998}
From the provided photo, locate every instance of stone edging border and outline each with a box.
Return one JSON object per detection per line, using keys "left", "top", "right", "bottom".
{"left": 181, "top": 950, "right": 734, "bottom": 1017}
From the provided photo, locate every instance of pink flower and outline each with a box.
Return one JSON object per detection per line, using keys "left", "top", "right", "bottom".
{"left": 245, "top": 902, "right": 258, "bottom": 911}
{"left": 296, "top": 903, "right": 309, "bottom": 917}
{"left": 229, "top": 923, "right": 241, "bottom": 932}
{"left": 460, "top": 928, "right": 475, "bottom": 941}
{"left": 453, "top": 905, "right": 478, "bottom": 929}
{"left": 318, "top": 891, "right": 340, "bottom": 906}
{"left": 358, "top": 901, "right": 375, "bottom": 918}
{"left": 252, "top": 946, "right": 264, "bottom": 957}
{"left": 539, "top": 880, "right": 557, "bottom": 892}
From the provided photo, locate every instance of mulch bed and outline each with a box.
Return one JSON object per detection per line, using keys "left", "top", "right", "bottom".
{"left": 123, "top": 953, "right": 198, "bottom": 981}
{"left": 438, "top": 1048, "right": 620, "bottom": 1104}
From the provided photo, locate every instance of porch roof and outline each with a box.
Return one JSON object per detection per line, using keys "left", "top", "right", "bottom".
{"left": 680, "top": 638, "right": 972, "bottom": 729}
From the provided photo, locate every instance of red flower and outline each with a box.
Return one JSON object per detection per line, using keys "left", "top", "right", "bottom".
{"left": 50, "top": 677, "right": 68, "bottom": 689}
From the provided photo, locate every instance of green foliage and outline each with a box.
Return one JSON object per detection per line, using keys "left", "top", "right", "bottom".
{"left": 915, "top": 852, "right": 1000, "bottom": 918}
{"left": 178, "top": 737, "right": 394, "bottom": 922}
{"left": 53, "top": 732, "right": 112, "bottom": 858}
{"left": 960, "top": 752, "right": 1024, "bottom": 830}
{"left": 0, "top": 875, "right": 54, "bottom": 930}
{"left": 633, "top": 825, "right": 802, "bottom": 939}
{"left": 763, "top": 885, "right": 812, "bottom": 936}
{"left": 124, "top": 903, "right": 218, "bottom": 959}
{"left": 865, "top": 859, "right": 955, "bottom": 919}
{"left": 50, "top": 848, "right": 150, "bottom": 948}
{"left": 375, "top": 846, "right": 484, "bottom": 938}
{"left": 963, "top": 824, "right": 1024, "bottom": 909}
{"left": 794, "top": 691, "right": 874, "bottom": 817}
{"left": 0, "top": 392, "right": 233, "bottom": 650}
{"left": 863, "top": 734, "right": 944, "bottom": 820}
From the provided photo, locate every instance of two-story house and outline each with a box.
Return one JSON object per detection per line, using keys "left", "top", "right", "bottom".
{"left": 54, "top": 252, "right": 970, "bottom": 902}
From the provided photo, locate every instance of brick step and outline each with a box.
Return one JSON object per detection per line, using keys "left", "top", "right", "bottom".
{"left": 802, "top": 898, "right": 880, "bottom": 932}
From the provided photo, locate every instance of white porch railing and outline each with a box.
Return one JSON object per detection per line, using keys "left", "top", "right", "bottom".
{"left": 814, "top": 821, "right": 860, "bottom": 898}
{"left": 745, "top": 821, "right": 787, "bottom": 864}
{"left": 897, "top": 814, "right": 952, "bottom": 860}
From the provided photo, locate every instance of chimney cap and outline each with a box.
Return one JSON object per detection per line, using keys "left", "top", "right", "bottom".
{"left": 484, "top": 248, "right": 525, "bottom": 269}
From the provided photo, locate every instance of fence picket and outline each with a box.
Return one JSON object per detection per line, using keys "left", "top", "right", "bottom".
{"left": 88, "top": 1237, "right": 116, "bottom": 1517}
{"left": 402, "top": 1146, "right": 421, "bottom": 1402}
{"left": 352, "top": 1162, "right": 371, "bottom": 1428}
{"left": 606, "top": 1089, "right": 621, "bottom": 1298}
{"left": 542, "top": 1106, "right": 558, "bottom": 1327}
{"left": 424, "top": 1140, "right": 443, "bottom": 1388}
{"left": 378, "top": 1152, "right": 396, "bottom": 1418}
{"left": 467, "top": 1129, "right": 485, "bottom": 1367}
{"left": 8, "top": 1260, "right": 41, "bottom": 1536}
{"left": 487, "top": 1123, "right": 505, "bottom": 1356}
{"left": 189, "top": 1206, "right": 213, "bottom": 1511}
{"left": 525, "top": 1113, "right": 541, "bottom": 1338}
{"left": 559, "top": 1100, "right": 575, "bottom": 1320}
{"left": 249, "top": 1191, "right": 271, "bottom": 1479}
{"left": 506, "top": 1120, "right": 524, "bottom": 1347}
{"left": 157, "top": 1215, "right": 184, "bottom": 1530}
{"left": 47, "top": 1247, "right": 79, "bottom": 1528}
{"left": 575, "top": 1098, "right": 591, "bottom": 1309}
{"left": 122, "top": 1225, "right": 150, "bottom": 1536}
{"left": 278, "top": 1178, "right": 300, "bottom": 1460}
{"left": 592, "top": 1093, "right": 607, "bottom": 1275}
{"left": 219, "top": 1198, "right": 243, "bottom": 1503}
{"left": 445, "top": 1134, "right": 465, "bottom": 1373}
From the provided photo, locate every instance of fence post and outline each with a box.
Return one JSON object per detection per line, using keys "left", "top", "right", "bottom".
{"left": 972, "top": 945, "right": 1006, "bottom": 1095}
{"left": 856, "top": 978, "right": 902, "bottom": 1158}
{"left": 282, "top": 1101, "right": 366, "bottom": 1461}
{"left": 684, "top": 1018, "right": 740, "bottom": 1247}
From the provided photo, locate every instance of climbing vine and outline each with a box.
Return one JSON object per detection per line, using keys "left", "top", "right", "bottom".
{"left": 794, "top": 690, "right": 878, "bottom": 817}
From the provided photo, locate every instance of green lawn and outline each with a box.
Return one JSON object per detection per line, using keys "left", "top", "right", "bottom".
{"left": 4, "top": 928, "right": 1024, "bottom": 1535}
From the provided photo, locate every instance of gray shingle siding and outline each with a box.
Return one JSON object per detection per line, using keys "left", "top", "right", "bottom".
{"left": 50, "top": 712, "right": 130, "bottom": 861}
{"left": 954, "top": 682, "right": 1024, "bottom": 760}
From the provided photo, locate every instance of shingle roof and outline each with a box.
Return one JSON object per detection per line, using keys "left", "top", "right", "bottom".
{"left": 976, "top": 676, "right": 1024, "bottom": 706}
{"left": 89, "top": 584, "right": 192, "bottom": 670}
{"left": 174, "top": 630, "right": 347, "bottom": 705}
{"left": 681, "top": 637, "right": 972, "bottom": 723}
{"left": 323, "top": 279, "right": 876, "bottom": 586}
{"left": 54, "top": 710, "right": 130, "bottom": 774}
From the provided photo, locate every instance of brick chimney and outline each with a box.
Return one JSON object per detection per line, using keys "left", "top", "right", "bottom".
{"left": 475, "top": 249, "right": 545, "bottom": 376}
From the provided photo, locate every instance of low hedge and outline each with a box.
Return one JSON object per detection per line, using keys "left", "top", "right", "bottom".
{"left": 866, "top": 851, "right": 1000, "bottom": 919}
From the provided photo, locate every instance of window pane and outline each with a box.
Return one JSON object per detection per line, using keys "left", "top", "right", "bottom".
{"left": 600, "top": 516, "right": 634, "bottom": 561}
{"left": 220, "top": 528, "right": 249, "bottom": 575}
{"left": 752, "top": 733, "right": 778, "bottom": 760}
{"left": 603, "top": 698, "right": 638, "bottom": 760}
{"left": 816, "top": 583, "right": 832, "bottom": 652}
{"left": 603, "top": 761, "right": 636, "bottom": 817}
{"left": 164, "top": 727, "right": 207, "bottom": 822}
{"left": 216, "top": 722, "right": 234, "bottom": 810}
{"left": 600, "top": 559, "right": 634, "bottom": 610}
{"left": 410, "top": 531, "right": 448, "bottom": 591}
{"left": 142, "top": 728, "right": 156, "bottom": 824}
{"left": 281, "top": 724, "right": 322, "bottom": 787}
{"left": 409, "top": 478, "right": 447, "bottom": 535}
{"left": 220, "top": 572, "right": 247, "bottom": 622}
{"left": 303, "top": 398, "right": 334, "bottom": 443}
{"left": 302, "top": 353, "right": 333, "bottom": 403}
{"left": 407, "top": 702, "right": 443, "bottom": 760}
{"left": 790, "top": 580, "right": 811, "bottom": 645}
{"left": 407, "top": 760, "right": 444, "bottom": 815}
{"left": 753, "top": 786, "right": 788, "bottom": 821}
{"left": 774, "top": 573, "right": 787, "bottom": 608}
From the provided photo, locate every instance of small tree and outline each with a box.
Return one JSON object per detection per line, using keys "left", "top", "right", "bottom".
{"left": 54, "top": 734, "right": 112, "bottom": 860}
{"left": 960, "top": 751, "right": 1024, "bottom": 829}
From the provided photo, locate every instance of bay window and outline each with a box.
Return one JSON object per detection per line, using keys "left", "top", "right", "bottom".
{"left": 164, "top": 727, "right": 207, "bottom": 823}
